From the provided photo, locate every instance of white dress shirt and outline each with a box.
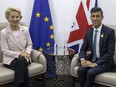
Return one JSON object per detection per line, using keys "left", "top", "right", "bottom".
{"left": 93, "top": 24, "right": 102, "bottom": 58}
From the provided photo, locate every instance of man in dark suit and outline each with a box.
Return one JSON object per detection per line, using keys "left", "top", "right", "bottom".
{"left": 77, "top": 7, "right": 115, "bottom": 87}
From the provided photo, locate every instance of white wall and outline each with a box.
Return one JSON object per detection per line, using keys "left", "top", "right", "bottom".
{"left": 0, "top": 0, "right": 116, "bottom": 47}
{"left": 99, "top": 0, "right": 116, "bottom": 25}
{"left": 0, "top": 0, "right": 34, "bottom": 27}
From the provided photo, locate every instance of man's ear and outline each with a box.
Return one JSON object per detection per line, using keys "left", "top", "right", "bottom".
{"left": 102, "top": 15, "right": 104, "bottom": 20}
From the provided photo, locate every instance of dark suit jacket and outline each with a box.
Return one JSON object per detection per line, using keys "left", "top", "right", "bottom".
{"left": 79, "top": 25, "right": 115, "bottom": 70}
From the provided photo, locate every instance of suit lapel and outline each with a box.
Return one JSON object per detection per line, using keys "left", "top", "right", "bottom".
{"left": 90, "top": 26, "right": 104, "bottom": 51}
{"left": 18, "top": 26, "right": 25, "bottom": 49}
{"left": 100, "top": 25, "right": 105, "bottom": 50}
{"left": 89, "top": 28, "right": 94, "bottom": 49}
{"left": 6, "top": 25, "right": 23, "bottom": 50}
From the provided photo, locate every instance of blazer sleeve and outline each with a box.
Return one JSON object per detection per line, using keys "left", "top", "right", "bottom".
{"left": 79, "top": 31, "right": 89, "bottom": 59}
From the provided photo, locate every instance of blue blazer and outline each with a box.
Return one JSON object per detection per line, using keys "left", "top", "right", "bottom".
{"left": 79, "top": 25, "right": 115, "bottom": 70}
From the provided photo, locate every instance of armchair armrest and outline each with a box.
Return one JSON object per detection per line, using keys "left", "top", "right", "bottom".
{"left": 70, "top": 51, "right": 91, "bottom": 76}
{"left": 31, "top": 49, "right": 47, "bottom": 72}
{"left": 31, "top": 49, "right": 42, "bottom": 62}
{"left": 70, "top": 54, "right": 80, "bottom": 76}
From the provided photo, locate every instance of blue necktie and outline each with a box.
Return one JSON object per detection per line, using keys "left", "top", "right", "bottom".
{"left": 92, "top": 29, "right": 98, "bottom": 62}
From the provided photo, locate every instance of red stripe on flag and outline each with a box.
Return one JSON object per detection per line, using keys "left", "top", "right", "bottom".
{"left": 68, "top": 2, "right": 92, "bottom": 43}
{"left": 86, "top": 0, "right": 90, "bottom": 10}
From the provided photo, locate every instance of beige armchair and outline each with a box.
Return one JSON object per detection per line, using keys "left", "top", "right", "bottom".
{"left": 70, "top": 25, "right": 116, "bottom": 87}
{"left": 0, "top": 22, "right": 46, "bottom": 87}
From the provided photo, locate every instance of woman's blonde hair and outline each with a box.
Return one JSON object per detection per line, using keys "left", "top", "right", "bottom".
{"left": 5, "top": 7, "right": 22, "bottom": 19}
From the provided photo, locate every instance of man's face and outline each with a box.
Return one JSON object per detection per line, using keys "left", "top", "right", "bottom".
{"left": 91, "top": 11, "right": 103, "bottom": 28}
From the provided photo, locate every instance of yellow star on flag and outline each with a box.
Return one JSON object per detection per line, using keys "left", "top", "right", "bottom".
{"left": 44, "top": 17, "right": 49, "bottom": 22}
{"left": 46, "top": 42, "right": 51, "bottom": 47}
{"left": 36, "top": 12, "right": 41, "bottom": 17}
{"left": 50, "top": 34, "right": 54, "bottom": 39}
{"left": 49, "top": 25, "right": 53, "bottom": 30}
{"left": 39, "top": 47, "right": 43, "bottom": 52}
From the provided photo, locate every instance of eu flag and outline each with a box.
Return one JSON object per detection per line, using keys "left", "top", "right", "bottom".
{"left": 29, "top": 0, "right": 55, "bottom": 78}
{"left": 29, "top": 0, "right": 54, "bottom": 52}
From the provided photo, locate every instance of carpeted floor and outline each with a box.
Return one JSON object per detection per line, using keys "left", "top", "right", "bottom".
{"left": 7, "top": 75, "right": 80, "bottom": 87}
{"left": 30, "top": 79, "right": 80, "bottom": 87}
{"left": 7, "top": 79, "right": 80, "bottom": 87}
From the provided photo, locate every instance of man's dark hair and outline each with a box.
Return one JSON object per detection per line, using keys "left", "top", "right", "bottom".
{"left": 91, "top": 7, "right": 103, "bottom": 16}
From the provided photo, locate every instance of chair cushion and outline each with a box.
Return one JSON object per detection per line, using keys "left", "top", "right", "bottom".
{"left": 73, "top": 66, "right": 116, "bottom": 86}
{"left": 0, "top": 66, "right": 14, "bottom": 84}
{"left": 95, "top": 73, "right": 116, "bottom": 86}
{"left": 28, "top": 62, "right": 44, "bottom": 76}
{"left": 0, "top": 62, "right": 44, "bottom": 84}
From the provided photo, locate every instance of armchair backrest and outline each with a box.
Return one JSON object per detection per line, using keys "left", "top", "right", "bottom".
{"left": 107, "top": 25, "right": 116, "bottom": 64}
{"left": 0, "top": 22, "right": 26, "bottom": 62}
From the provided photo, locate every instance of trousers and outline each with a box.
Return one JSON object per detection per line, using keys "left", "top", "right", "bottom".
{"left": 77, "top": 66, "right": 106, "bottom": 87}
{"left": 4, "top": 56, "right": 30, "bottom": 87}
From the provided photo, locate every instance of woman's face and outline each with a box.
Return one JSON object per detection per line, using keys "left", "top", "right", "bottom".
{"left": 8, "top": 11, "right": 21, "bottom": 26}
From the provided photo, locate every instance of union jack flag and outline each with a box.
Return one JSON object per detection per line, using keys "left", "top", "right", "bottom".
{"left": 68, "top": 0, "right": 98, "bottom": 53}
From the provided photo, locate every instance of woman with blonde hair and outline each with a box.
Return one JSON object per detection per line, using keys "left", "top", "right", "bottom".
{"left": 1, "top": 7, "right": 32, "bottom": 87}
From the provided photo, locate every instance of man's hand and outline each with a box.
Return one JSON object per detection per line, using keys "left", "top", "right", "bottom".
{"left": 81, "top": 60, "right": 97, "bottom": 67}
{"left": 85, "top": 60, "right": 97, "bottom": 67}
{"left": 81, "top": 60, "right": 86, "bottom": 67}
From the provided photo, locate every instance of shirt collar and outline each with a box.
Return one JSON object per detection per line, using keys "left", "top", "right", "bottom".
{"left": 93, "top": 24, "right": 102, "bottom": 33}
